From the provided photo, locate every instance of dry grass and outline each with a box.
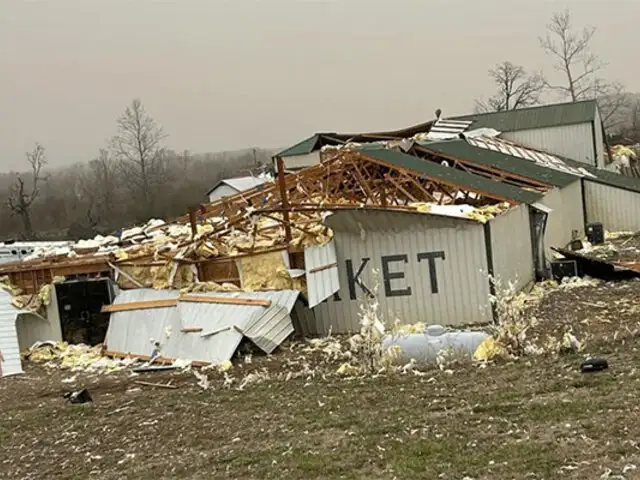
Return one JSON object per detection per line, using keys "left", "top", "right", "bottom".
{"left": 2, "top": 279, "right": 640, "bottom": 479}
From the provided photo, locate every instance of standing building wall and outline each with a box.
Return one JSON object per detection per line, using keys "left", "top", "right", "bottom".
{"left": 503, "top": 123, "right": 596, "bottom": 167}
{"left": 281, "top": 151, "right": 321, "bottom": 171}
{"left": 489, "top": 204, "right": 535, "bottom": 291}
{"left": 540, "top": 181, "right": 585, "bottom": 259}
{"left": 0, "top": 290, "right": 24, "bottom": 377}
{"left": 311, "top": 210, "right": 491, "bottom": 334}
{"left": 583, "top": 181, "right": 640, "bottom": 232}
{"left": 593, "top": 109, "right": 605, "bottom": 168}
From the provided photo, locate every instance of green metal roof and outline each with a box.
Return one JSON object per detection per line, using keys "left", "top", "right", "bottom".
{"left": 276, "top": 135, "right": 320, "bottom": 158}
{"left": 451, "top": 100, "right": 598, "bottom": 132}
{"left": 421, "top": 139, "right": 579, "bottom": 188}
{"left": 561, "top": 158, "right": 640, "bottom": 194}
{"left": 362, "top": 148, "right": 543, "bottom": 205}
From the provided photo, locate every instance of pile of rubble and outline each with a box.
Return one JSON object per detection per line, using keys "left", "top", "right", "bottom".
{"left": 23, "top": 341, "right": 136, "bottom": 374}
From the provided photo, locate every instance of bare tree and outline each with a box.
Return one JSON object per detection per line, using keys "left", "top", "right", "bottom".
{"left": 111, "top": 98, "right": 167, "bottom": 218}
{"left": 6, "top": 143, "right": 48, "bottom": 239}
{"left": 87, "top": 148, "right": 120, "bottom": 227}
{"left": 539, "top": 10, "right": 628, "bottom": 129}
{"left": 475, "top": 61, "right": 545, "bottom": 113}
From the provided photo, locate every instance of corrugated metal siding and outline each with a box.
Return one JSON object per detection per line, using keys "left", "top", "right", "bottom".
{"left": 0, "top": 290, "right": 24, "bottom": 376}
{"left": 312, "top": 210, "right": 491, "bottom": 334}
{"left": 105, "top": 289, "right": 182, "bottom": 359}
{"left": 208, "top": 184, "right": 239, "bottom": 203}
{"left": 503, "top": 123, "right": 596, "bottom": 167}
{"left": 584, "top": 181, "right": 640, "bottom": 232}
{"left": 489, "top": 204, "right": 534, "bottom": 291}
{"left": 105, "top": 289, "right": 299, "bottom": 363}
{"left": 304, "top": 240, "right": 340, "bottom": 308}
{"left": 540, "top": 181, "right": 585, "bottom": 259}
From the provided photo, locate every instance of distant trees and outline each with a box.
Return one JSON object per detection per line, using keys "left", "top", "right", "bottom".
{"left": 0, "top": 96, "right": 277, "bottom": 241}
{"left": 476, "top": 10, "right": 632, "bottom": 134}
{"left": 539, "top": 10, "right": 628, "bottom": 130}
{"left": 475, "top": 62, "right": 545, "bottom": 113}
{"left": 6, "top": 143, "right": 48, "bottom": 239}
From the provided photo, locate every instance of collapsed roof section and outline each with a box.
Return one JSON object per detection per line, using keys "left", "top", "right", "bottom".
{"left": 275, "top": 117, "right": 440, "bottom": 158}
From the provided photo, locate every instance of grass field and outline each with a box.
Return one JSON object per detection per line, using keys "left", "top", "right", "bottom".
{"left": 2, "top": 279, "right": 640, "bottom": 479}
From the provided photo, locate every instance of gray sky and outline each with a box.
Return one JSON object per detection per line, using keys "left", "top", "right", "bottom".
{"left": 1, "top": 0, "right": 638, "bottom": 171}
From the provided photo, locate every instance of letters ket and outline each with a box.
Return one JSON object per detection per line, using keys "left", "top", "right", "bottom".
{"left": 329, "top": 250, "right": 446, "bottom": 302}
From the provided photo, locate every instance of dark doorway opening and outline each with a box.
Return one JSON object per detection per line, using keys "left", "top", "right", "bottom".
{"left": 55, "top": 279, "right": 114, "bottom": 345}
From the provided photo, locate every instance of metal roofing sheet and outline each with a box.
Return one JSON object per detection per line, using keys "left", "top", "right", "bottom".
{"left": 562, "top": 157, "right": 640, "bottom": 194}
{"left": 451, "top": 100, "right": 598, "bottom": 132}
{"left": 362, "top": 148, "right": 543, "bottom": 205}
{"left": 0, "top": 289, "right": 27, "bottom": 377}
{"left": 276, "top": 135, "right": 320, "bottom": 158}
{"left": 304, "top": 240, "right": 340, "bottom": 309}
{"left": 425, "top": 118, "right": 473, "bottom": 140}
{"left": 422, "top": 138, "right": 581, "bottom": 188}
{"left": 105, "top": 289, "right": 299, "bottom": 363}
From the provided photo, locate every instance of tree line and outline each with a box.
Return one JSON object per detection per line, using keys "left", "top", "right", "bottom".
{"left": 0, "top": 99, "right": 276, "bottom": 241}
{"left": 476, "top": 10, "right": 639, "bottom": 140}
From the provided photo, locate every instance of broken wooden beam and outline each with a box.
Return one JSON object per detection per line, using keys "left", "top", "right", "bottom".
{"left": 101, "top": 299, "right": 178, "bottom": 313}
{"left": 181, "top": 327, "right": 203, "bottom": 333}
{"left": 179, "top": 295, "right": 271, "bottom": 307}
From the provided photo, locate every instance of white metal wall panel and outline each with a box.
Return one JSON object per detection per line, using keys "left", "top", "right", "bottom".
{"left": 503, "top": 122, "right": 596, "bottom": 166}
{"left": 539, "top": 181, "right": 584, "bottom": 260}
{"left": 304, "top": 240, "right": 340, "bottom": 308}
{"left": 312, "top": 210, "right": 491, "bottom": 334}
{"left": 584, "top": 181, "right": 640, "bottom": 232}
{"left": 489, "top": 204, "right": 534, "bottom": 291}
{"left": 0, "top": 290, "right": 24, "bottom": 376}
{"left": 15, "top": 312, "right": 60, "bottom": 352}
{"left": 282, "top": 151, "right": 321, "bottom": 170}
{"left": 208, "top": 184, "right": 238, "bottom": 203}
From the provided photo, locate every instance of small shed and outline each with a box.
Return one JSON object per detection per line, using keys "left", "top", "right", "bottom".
{"left": 453, "top": 100, "right": 605, "bottom": 168}
{"left": 206, "top": 176, "right": 268, "bottom": 203}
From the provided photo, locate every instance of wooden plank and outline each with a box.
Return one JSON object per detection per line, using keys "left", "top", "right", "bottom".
{"left": 309, "top": 262, "right": 338, "bottom": 274}
{"left": 181, "top": 327, "right": 203, "bottom": 333}
{"left": 105, "top": 350, "right": 210, "bottom": 367}
{"left": 179, "top": 295, "right": 271, "bottom": 307}
{"left": 101, "top": 299, "right": 178, "bottom": 313}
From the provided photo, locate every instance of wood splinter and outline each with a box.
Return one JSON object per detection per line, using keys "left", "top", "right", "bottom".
{"left": 134, "top": 381, "right": 178, "bottom": 390}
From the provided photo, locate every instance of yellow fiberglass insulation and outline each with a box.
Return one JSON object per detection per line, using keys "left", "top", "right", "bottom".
{"left": 238, "top": 251, "right": 294, "bottom": 291}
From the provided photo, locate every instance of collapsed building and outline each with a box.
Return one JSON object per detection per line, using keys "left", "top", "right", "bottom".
{"left": 2, "top": 100, "right": 640, "bottom": 372}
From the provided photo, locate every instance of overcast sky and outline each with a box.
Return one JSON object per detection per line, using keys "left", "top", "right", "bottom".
{"left": 1, "top": 0, "right": 638, "bottom": 171}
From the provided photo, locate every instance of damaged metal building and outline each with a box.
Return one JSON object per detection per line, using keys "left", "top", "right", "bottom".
{"left": 2, "top": 100, "right": 640, "bottom": 364}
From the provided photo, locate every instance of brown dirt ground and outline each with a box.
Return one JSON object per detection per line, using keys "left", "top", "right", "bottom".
{"left": 2, "top": 280, "right": 640, "bottom": 479}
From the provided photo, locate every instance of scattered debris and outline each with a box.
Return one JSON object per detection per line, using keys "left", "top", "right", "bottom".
{"left": 581, "top": 357, "right": 609, "bottom": 373}
{"left": 64, "top": 388, "right": 93, "bottom": 404}
{"left": 24, "top": 341, "right": 136, "bottom": 373}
